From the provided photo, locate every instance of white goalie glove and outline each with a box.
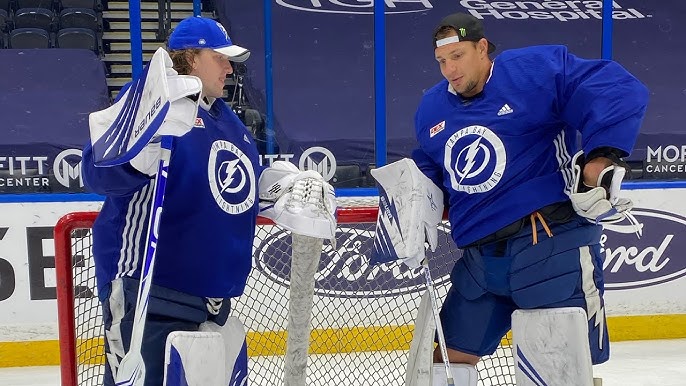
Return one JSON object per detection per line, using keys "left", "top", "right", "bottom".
{"left": 570, "top": 150, "right": 640, "bottom": 234}
{"left": 259, "top": 161, "right": 337, "bottom": 240}
{"left": 370, "top": 158, "right": 444, "bottom": 269}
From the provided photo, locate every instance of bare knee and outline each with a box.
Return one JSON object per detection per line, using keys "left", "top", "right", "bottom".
{"left": 433, "top": 346, "right": 480, "bottom": 367}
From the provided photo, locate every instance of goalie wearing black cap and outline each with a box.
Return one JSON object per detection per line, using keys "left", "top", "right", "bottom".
{"left": 372, "top": 11, "right": 648, "bottom": 386}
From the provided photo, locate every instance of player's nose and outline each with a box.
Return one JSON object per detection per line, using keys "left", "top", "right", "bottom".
{"left": 447, "top": 59, "right": 461, "bottom": 75}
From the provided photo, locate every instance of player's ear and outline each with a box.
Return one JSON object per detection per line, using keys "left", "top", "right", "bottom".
{"left": 478, "top": 38, "right": 488, "bottom": 56}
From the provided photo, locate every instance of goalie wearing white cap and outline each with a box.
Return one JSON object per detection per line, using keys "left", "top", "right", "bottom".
{"left": 82, "top": 16, "right": 335, "bottom": 386}
{"left": 372, "top": 11, "right": 648, "bottom": 386}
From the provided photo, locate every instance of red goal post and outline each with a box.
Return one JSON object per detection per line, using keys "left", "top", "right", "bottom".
{"left": 54, "top": 206, "right": 514, "bottom": 386}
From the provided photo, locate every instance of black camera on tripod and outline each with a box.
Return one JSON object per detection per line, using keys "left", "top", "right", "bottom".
{"left": 229, "top": 63, "right": 267, "bottom": 152}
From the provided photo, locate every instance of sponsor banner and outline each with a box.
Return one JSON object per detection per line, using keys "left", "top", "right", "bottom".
{"left": 0, "top": 149, "right": 86, "bottom": 194}
{"left": 219, "top": 0, "right": 684, "bottom": 167}
{"left": 0, "top": 145, "right": 345, "bottom": 193}
{"left": 642, "top": 145, "right": 686, "bottom": 179}
{"left": 1, "top": 189, "right": 685, "bottom": 341}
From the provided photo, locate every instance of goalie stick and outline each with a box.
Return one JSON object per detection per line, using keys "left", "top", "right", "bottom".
{"left": 421, "top": 258, "right": 455, "bottom": 386}
{"left": 283, "top": 233, "right": 323, "bottom": 386}
{"left": 115, "top": 136, "right": 173, "bottom": 386}
{"left": 279, "top": 175, "right": 335, "bottom": 386}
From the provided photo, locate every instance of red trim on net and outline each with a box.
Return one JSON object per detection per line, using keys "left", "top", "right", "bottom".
{"left": 54, "top": 211, "right": 99, "bottom": 386}
{"left": 256, "top": 206, "right": 379, "bottom": 225}
{"left": 54, "top": 207, "right": 380, "bottom": 386}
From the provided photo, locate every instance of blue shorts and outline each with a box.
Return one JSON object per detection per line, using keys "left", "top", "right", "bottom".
{"left": 441, "top": 215, "right": 610, "bottom": 364}
{"left": 101, "top": 276, "right": 235, "bottom": 386}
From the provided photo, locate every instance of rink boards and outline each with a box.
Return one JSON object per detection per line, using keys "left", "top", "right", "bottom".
{"left": 1, "top": 187, "right": 686, "bottom": 367}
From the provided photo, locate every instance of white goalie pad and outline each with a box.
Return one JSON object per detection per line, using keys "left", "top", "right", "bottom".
{"left": 371, "top": 158, "right": 444, "bottom": 269}
{"left": 163, "top": 331, "right": 225, "bottom": 386}
{"left": 259, "top": 165, "right": 337, "bottom": 240}
{"left": 89, "top": 47, "right": 202, "bottom": 167}
{"left": 512, "top": 307, "right": 594, "bottom": 386}
{"left": 163, "top": 317, "right": 248, "bottom": 386}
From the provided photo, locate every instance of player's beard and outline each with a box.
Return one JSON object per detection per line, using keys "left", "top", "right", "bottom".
{"left": 459, "top": 79, "right": 478, "bottom": 97}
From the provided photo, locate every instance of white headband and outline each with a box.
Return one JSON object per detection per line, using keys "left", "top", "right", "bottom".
{"left": 435, "top": 35, "right": 462, "bottom": 47}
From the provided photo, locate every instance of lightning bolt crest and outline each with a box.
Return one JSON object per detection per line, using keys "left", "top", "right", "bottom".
{"left": 219, "top": 159, "right": 246, "bottom": 194}
{"left": 459, "top": 137, "right": 482, "bottom": 183}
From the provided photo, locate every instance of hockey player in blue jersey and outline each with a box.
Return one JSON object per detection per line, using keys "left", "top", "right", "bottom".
{"left": 82, "top": 16, "right": 336, "bottom": 386}
{"left": 372, "top": 12, "right": 648, "bottom": 386}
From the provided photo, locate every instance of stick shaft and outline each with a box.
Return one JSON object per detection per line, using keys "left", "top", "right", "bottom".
{"left": 283, "top": 233, "right": 323, "bottom": 386}
{"left": 115, "top": 136, "right": 173, "bottom": 386}
{"left": 423, "top": 260, "right": 455, "bottom": 386}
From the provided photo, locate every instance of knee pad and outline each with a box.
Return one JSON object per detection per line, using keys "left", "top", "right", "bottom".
{"left": 432, "top": 363, "right": 478, "bottom": 386}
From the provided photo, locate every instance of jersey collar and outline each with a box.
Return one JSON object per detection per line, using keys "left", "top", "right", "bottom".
{"left": 199, "top": 95, "right": 217, "bottom": 111}
{"left": 447, "top": 60, "right": 495, "bottom": 95}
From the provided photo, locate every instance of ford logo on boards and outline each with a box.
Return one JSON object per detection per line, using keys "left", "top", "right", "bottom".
{"left": 602, "top": 209, "right": 686, "bottom": 290}
{"left": 253, "top": 223, "right": 458, "bottom": 298}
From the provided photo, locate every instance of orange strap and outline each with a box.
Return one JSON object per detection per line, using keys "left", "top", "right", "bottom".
{"left": 530, "top": 212, "right": 553, "bottom": 245}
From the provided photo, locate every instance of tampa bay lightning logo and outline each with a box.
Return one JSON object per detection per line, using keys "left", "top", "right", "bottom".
{"left": 444, "top": 125, "right": 506, "bottom": 194}
{"left": 208, "top": 140, "right": 256, "bottom": 214}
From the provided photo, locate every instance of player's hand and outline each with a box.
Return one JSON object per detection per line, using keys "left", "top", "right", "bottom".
{"left": 582, "top": 157, "right": 613, "bottom": 188}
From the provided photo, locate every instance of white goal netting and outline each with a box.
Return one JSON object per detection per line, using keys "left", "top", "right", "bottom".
{"left": 55, "top": 198, "right": 514, "bottom": 386}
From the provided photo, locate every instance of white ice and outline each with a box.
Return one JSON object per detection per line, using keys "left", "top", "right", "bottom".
{"left": 0, "top": 339, "right": 684, "bottom": 386}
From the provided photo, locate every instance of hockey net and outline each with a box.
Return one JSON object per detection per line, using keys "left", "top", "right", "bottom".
{"left": 54, "top": 199, "right": 515, "bottom": 386}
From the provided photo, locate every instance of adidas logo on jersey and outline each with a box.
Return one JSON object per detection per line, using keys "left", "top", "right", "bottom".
{"left": 244, "top": 134, "right": 251, "bottom": 144}
{"left": 497, "top": 104, "right": 514, "bottom": 116}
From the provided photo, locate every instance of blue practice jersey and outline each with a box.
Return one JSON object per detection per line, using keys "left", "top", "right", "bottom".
{"left": 413, "top": 45, "right": 648, "bottom": 247}
{"left": 82, "top": 97, "right": 262, "bottom": 299}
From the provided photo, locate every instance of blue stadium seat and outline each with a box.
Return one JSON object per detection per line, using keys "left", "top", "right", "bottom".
{"left": 56, "top": 27, "right": 96, "bottom": 52}
{"left": 9, "top": 27, "right": 51, "bottom": 48}
{"left": 0, "top": 9, "right": 8, "bottom": 30}
{"left": 0, "top": 9, "right": 6, "bottom": 48}
{"left": 13, "top": 8, "right": 54, "bottom": 31}
{"left": 59, "top": 0, "right": 97, "bottom": 10}
{"left": 58, "top": 7, "right": 97, "bottom": 31}
{"left": 331, "top": 164, "right": 363, "bottom": 188}
{"left": 17, "top": 0, "right": 55, "bottom": 10}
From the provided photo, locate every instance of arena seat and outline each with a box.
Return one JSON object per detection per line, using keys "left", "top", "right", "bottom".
{"left": 13, "top": 8, "right": 54, "bottom": 31}
{"left": 9, "top": 27, "right": 50, "bottom": 48}
{"left": 0, "top": 9, "right": 8, "bottom": 31}
{"left": 58, "top": 7, "right": 97, "bottom": 31}
{"left": 56, "top": 26, "right": 95, "bottom": 52}
{"left": 16, "top": 0, "right": 55, "bottom": 11}
{"left": 331, "top": 164, "right": 363, "bottom": 188}
{"left": 59, "top": 0, "right": 98, "bottom": 10}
